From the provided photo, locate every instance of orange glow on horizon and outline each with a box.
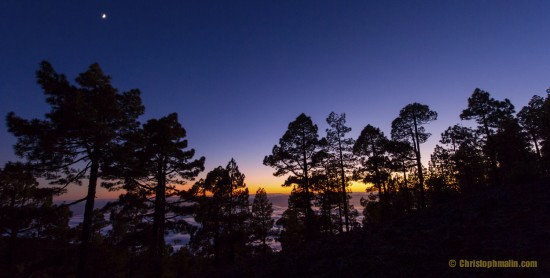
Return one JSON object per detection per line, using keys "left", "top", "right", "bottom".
{"left": 53, "top": 177, "right": 371, "bottom": 201}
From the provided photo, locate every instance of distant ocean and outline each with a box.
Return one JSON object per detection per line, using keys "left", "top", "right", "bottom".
{"left": 56, "top": 192, "right": 369, "bottom": 252}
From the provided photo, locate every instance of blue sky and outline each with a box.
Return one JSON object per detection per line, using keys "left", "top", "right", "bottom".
{"left": 1, "top": 0, "right": 549, "bottom": 198}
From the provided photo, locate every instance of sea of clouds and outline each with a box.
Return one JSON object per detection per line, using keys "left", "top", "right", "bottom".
{"left": 60, "top": 193, "right": 369, "bottom": 252}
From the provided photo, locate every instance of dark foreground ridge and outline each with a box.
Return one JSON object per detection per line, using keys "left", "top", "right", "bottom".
{"left": 211, "top": 182, "right": 550, "bottom": 277}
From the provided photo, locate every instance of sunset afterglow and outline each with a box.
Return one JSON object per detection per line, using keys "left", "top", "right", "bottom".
{"left": 1, "top": 1, "right": 548, "bottom": 276}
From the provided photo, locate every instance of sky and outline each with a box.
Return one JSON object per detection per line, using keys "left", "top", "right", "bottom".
{"left": 1, "top": 0, "right": 549, "bottom": 200}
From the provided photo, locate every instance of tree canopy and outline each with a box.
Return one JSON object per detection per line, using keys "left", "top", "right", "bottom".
{"left": 263, "top": 113, "right": 320, "bottom": 239}
{"left": 7, "top": 61, "right": 144, "bottom": 277}
{"left": 3, "top": 62, "right": 549, "bottom": 276}
{"left": 391, "top": 102, "right": 437, "bottom": 209}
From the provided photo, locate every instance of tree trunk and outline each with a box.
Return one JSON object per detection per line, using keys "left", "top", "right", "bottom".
{"left": 76, "top": 158, "right": 99, "bottom": 278}
{"left": 402, "top": 162, "right": 411, "bottom": 212}
{"left": 303, "top": 149, "right": 313, "bottom": 241}
{"left": 337, "top": 137, "right": 350, "bottom": 232}
{"left": 415, "top": 152, "right": 425, "bottom": 209}
{"left": 337, "top": 129, "right": 349, "bottom": 232}
{"left": 412, "top": 116, "right": 426, "bottom": 209}
{"left": 337, "top": 199, "right": 343, "bottom": 234}
{"left": 151, "top": 160, "right": 166, "bottom": 276}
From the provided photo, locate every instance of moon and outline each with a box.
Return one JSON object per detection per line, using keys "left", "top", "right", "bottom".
{"left": 101, "top": 13, "right": 107, "bottom": 19}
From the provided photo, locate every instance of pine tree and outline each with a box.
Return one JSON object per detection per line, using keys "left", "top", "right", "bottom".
{"left": 0, "top": 162, "right": 70, "bottom": 268}
{"left": 540, "top": 89, "right": 550, "bottom": 171}
{"left": 97, "top": 193, "right": 151, "bottom": 278}
{"left": 311, "top": 146, "right": 344, "bottom": 234}
{"left": 353, "top": 124, "right": 392, "bottom": 218}
{"left": 263, "top": 113, "right": 320, "bottom": 240}
{"left": 250, "top": 188, "right": 274, "bottom": 253}
{"left": 391, "top": 103, "right": 437, "bottom": 209}
{"left": 276, "top": 188, "right": 306, "bottom": 250}
{"left": 104, "top": 113, "right": 205, "bottom": 276}
{"left": 6, "top": 62, "right": 144, "bottom": 277}
{"left": 461, "top": 88, "right": 534, "bottom": 185}
{"left": 324, "top": 112, "right": 356, "bottom": 232}
{"left": 518, "top": 95, "right": 545, "bottom": 169}
{"left": 190, "top": 159, "right": 250, "bottom": 264}
{"left": 435, "top": 125, "right": 488, "bottom": 191}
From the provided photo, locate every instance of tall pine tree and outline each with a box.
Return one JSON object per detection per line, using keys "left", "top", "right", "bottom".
{"left": 6, "top": 62, "right": 144, "bottom": 277}
{"left": 324, "top": 112, "right": 355, "bottom": 232}
{"left": 106, "top": 113, "right": 204, "bottom": 276}
{"left": 391, "top": 103, "right": 437, "bottom": 209}
{"left": 190, "top": 159, "right": 250, "bottom": 264}
{"left": 461, "top": 88, "right": 534, "bottom": 185}
{"left": 354, "top": 124, "right": 392, "bottom": 218}
{"left": 264, "top": 113, "right": 320, "bottom": 240}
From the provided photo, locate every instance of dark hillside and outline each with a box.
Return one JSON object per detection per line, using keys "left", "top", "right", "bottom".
{"left": 212, "top": 182, "right": 550, "bottom": 277}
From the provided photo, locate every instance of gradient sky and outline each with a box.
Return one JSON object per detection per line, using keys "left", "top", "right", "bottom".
{"left": 1, "top": 1, "right": 549, "bottom": 200}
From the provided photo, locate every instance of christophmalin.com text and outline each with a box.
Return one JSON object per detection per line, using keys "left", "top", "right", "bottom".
{"left": 448, "top": 259, "right": 538, "bottom": 268}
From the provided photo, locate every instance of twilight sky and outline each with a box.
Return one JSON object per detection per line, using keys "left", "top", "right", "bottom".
{"left": 1, "top": 0, "right": 549, "bottom": 200}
